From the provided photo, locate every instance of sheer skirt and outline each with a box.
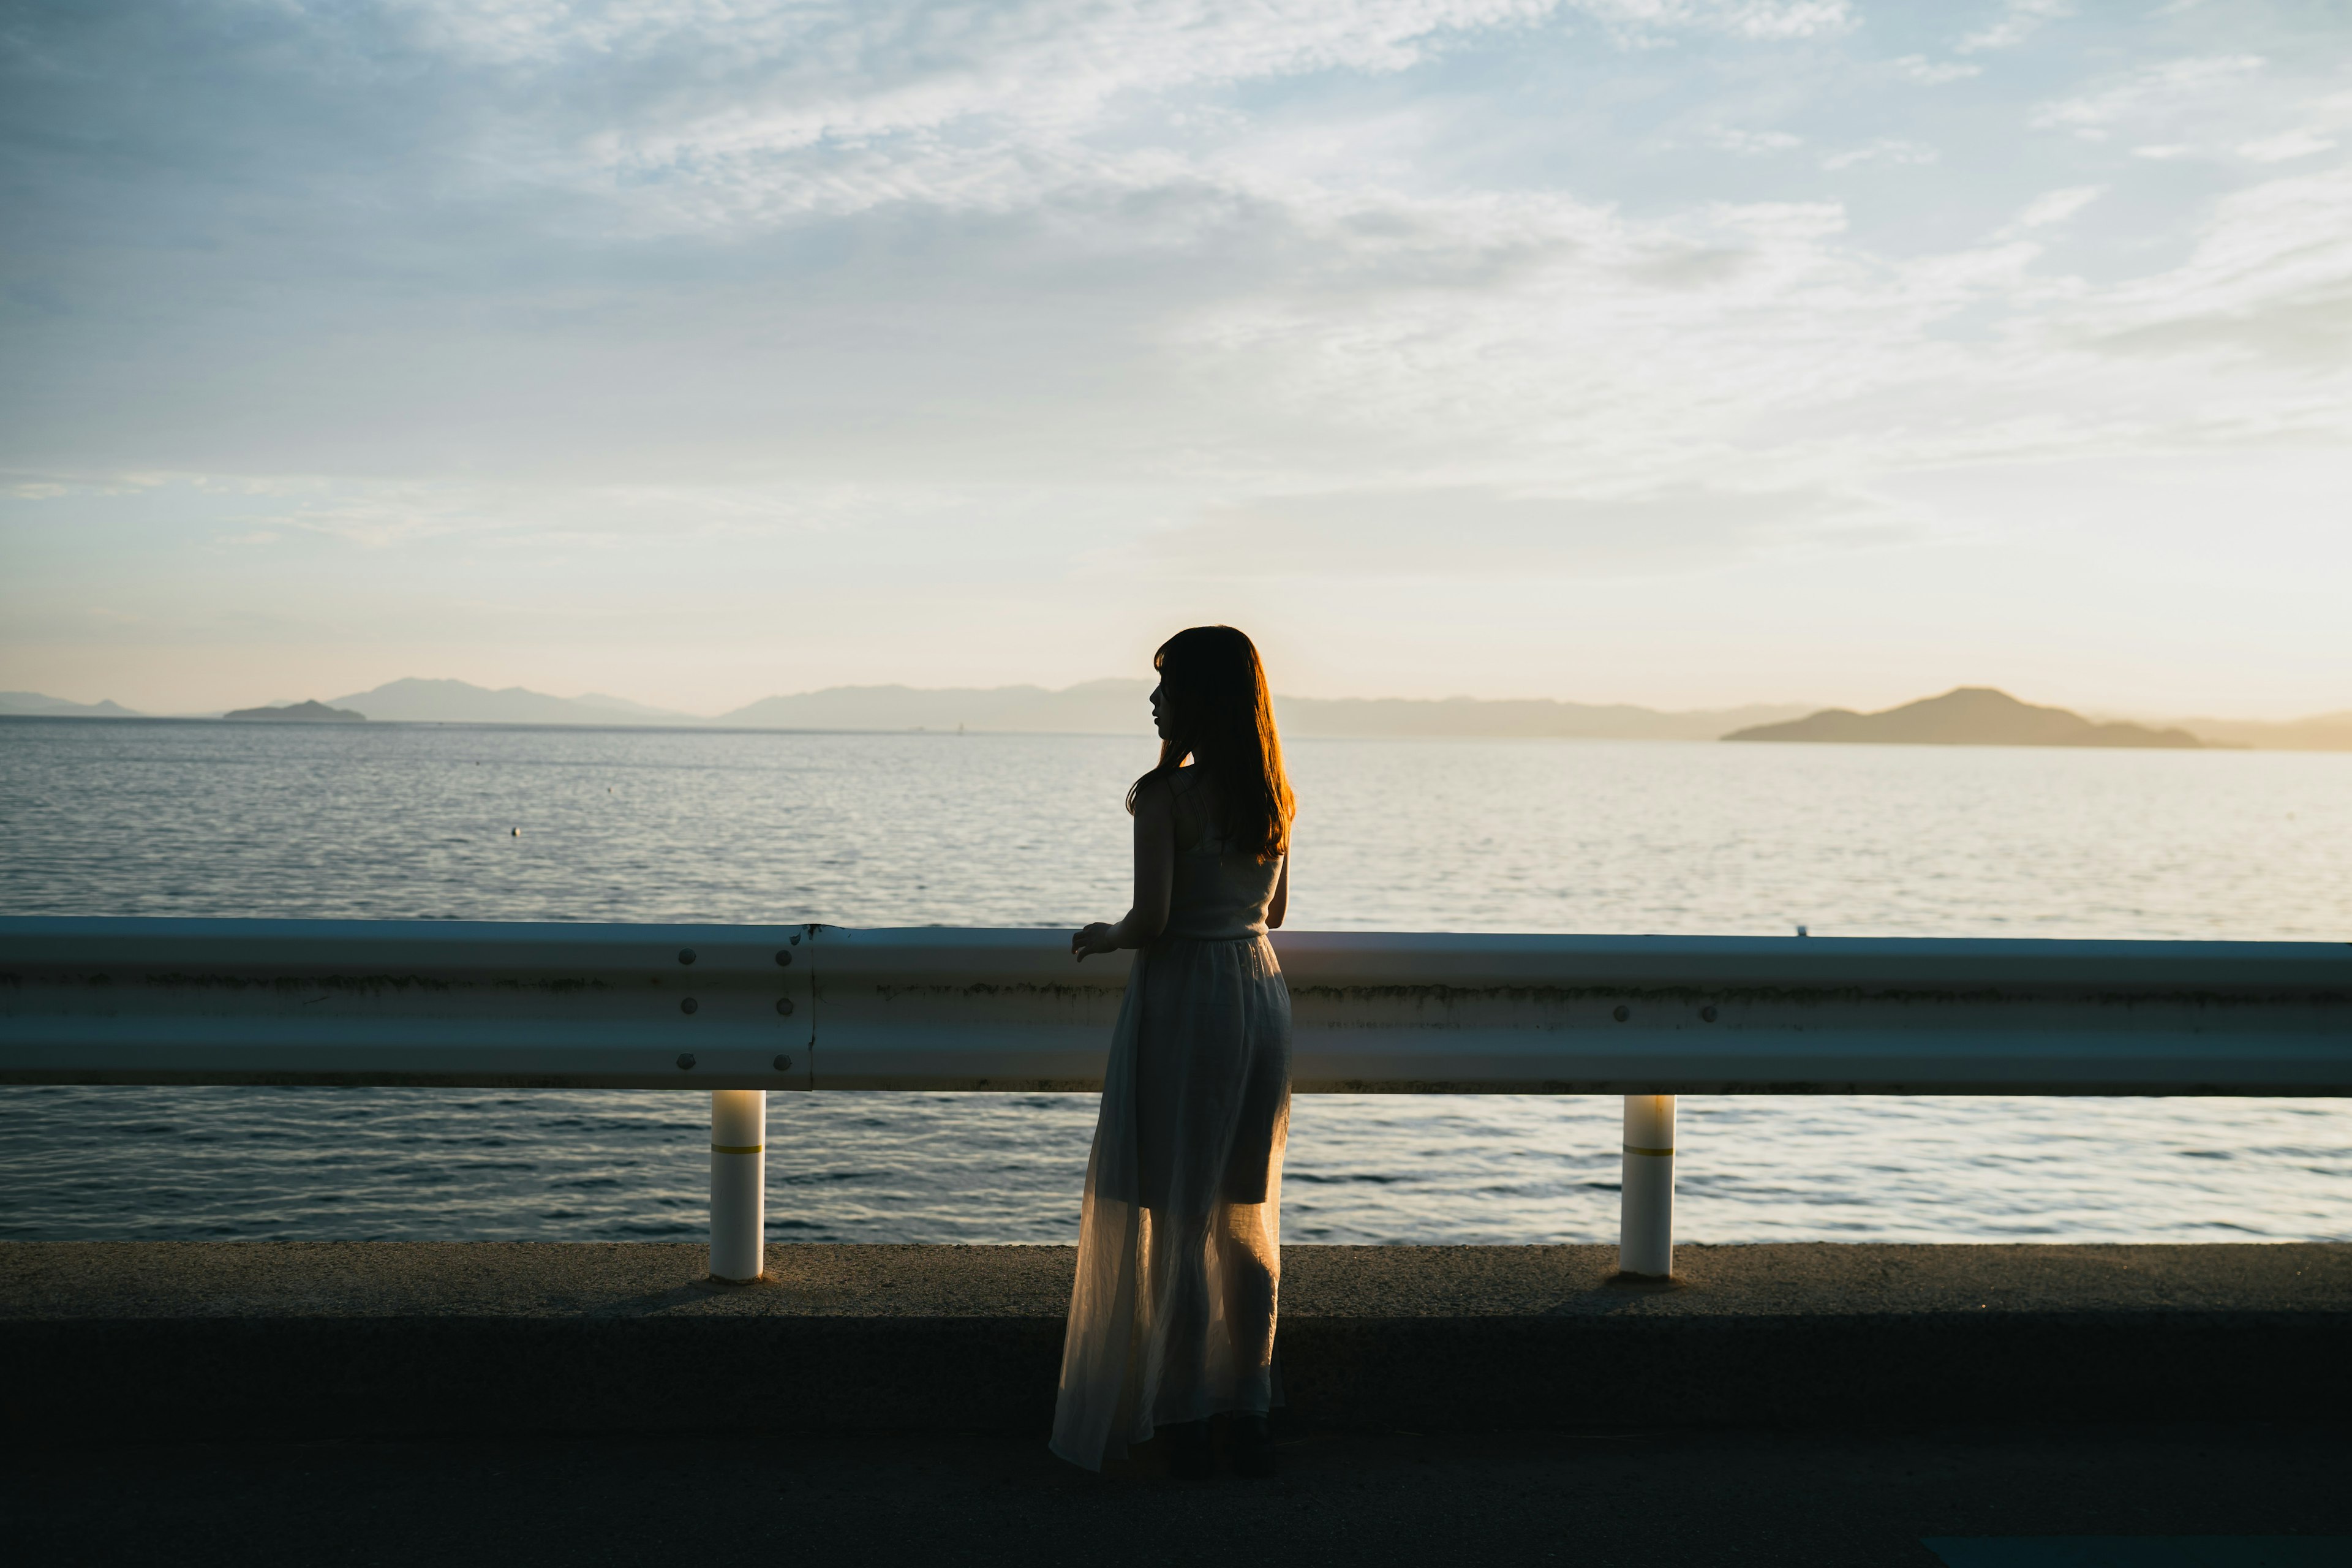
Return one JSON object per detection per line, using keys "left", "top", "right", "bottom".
{"left": 1050, "top": 933, "right": 1292, "bottom": 1471}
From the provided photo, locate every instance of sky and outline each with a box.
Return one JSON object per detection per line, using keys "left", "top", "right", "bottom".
{"left": 2, "top": 0, "right": 2348, "bottom": 719}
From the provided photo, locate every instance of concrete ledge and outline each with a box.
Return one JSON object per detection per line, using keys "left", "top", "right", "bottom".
{"left": 4, "top": 1243, "right": 2346, "bottom": 1441}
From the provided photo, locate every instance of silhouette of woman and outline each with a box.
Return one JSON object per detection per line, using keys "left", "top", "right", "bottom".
{"left": 1053, "top": 626, "right": 1295, "bottom": 1479}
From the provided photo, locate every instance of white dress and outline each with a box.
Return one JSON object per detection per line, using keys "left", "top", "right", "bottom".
{"left": 1050, "top": 773, "right": 1293, "bottom": 1471}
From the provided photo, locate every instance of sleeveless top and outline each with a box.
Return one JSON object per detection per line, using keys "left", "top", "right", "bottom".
{"left": 1162, "top": 769, "right": 1283, "bottom": 941}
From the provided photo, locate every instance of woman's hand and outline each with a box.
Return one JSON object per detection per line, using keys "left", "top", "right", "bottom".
{"left": 1071, "top": 922, "right": 1121, "bottom": 961}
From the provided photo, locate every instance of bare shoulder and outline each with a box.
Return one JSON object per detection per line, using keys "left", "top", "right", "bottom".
{"left": 1130, "top": 770, "right": 1178, "bottom": 819}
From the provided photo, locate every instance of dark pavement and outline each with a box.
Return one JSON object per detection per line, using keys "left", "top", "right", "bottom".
{"left": 9, "top": 1421, "right": 2348, "bottom": 1567}
{"left": 11, "top": 1243, "right": 2348, "bottom": 1444}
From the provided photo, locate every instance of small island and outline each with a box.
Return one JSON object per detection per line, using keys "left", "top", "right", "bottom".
{"left": 1722, "top": 687, "right": 2204, "bottom": 749}
{"left": 222, "top": 700, "right": 367, "bottom": 723}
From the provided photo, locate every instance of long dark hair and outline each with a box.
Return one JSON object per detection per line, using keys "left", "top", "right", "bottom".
{"left": 1126, "top": 625, "right": 1294, "bottom": 861}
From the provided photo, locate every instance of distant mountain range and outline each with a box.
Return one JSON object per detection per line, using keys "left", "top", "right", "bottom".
{"left": 320, "top": 678, "right": 703, "bottom": 726}
{"left": 0, "top": 677, "right": 1810, "bottom": 738}
{"left": 1725, "top": 688, "right": 2205, "bottom": 748}
{"left": 0, "top": 691, "right": 143, "bottom": 718}
{"left": 716, "top": 680, "right": 1811, "bottom": 741}
{"left": 1280, "top": 694, "right": 1809, "bottom": 741}
{"left": 5, "top": 677, "right": 2348, "bottom": 748}
{"left": 224, "top": 699, "right": 366, "bottom": 722}
{"left": 2163, "top": 711, "right": 2352, "bottom": 752}
{"left": 715, "top": 680, "right": 1150, "bottom": 733}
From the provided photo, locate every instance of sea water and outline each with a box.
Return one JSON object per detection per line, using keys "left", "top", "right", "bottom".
{"left": 2, "top": 717, "right": 2346, "bottom": 1244}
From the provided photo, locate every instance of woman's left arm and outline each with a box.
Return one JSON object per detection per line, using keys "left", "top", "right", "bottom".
{"left": 1072, "top": 776, "right": 1177, "bottom": 960}
{"left": 1267, "top": 853, "right": 1289, "bottom": 929}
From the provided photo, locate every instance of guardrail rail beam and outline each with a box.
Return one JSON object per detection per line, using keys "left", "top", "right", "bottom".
{"left": 6, "top": 917, "right": 2348, "bottom": 1280}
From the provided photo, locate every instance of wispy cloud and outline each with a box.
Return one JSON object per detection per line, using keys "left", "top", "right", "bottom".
{"left": 1820, "top": 137, "right": 1937, "bottom": 171}
{"left": 2057, "top": 167, "right": 2352, "bottom": 370}
{"left": 1958, "top": 0, "right": 2071, "bottom": 55}
{"left": 2239, "top": 130, "right": 2337, "bottom": 163}
{"left": 1999, "top": 184, "right": 2105, "bottom": 236}
{"left": 1891, "top": 55, "right": 1981, "bottom": 85}
{"left": 1149, "top": 484, "right": 1905, "bottom": 577}
{"left": 2031, "top": 55, "right": 2266, "bottom": 142}
{"left": 1709, "top": 127, "right": 1803, "bottom": 154}
{"left": 1569, "top": 0, "right": 1855, "bottom": 44}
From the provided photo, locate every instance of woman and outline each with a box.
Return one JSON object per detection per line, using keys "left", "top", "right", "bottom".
{"left": 1052, "top": 625, "right": 1295, "bottom": 1479}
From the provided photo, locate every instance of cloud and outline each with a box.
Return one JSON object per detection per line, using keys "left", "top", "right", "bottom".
{"left": 2058, "top": 168, "right": 2352, "bottom": 369}
{"left": 2030, "top": 55, "right": 2266, "bottom": 142}
{"left": 1957, "top": 0, "right": 2071, "bottom": 55}
{"left": 1890, "top": 55, "right": 1981, "bottom": 85}
{"left": 1567, "top": 0, "right": 1854, "bottom": 43}
{"left": 2001, "top": 185, "right": 2105, "bottom": 235}
{"left": 1820, "top": 138, "right": 1937, "bottom": 171}
{"left": 374, "top": 0, "right": 1847, "bottom": 235}
{"left": 1624, "top": 244, "right": 1754, "bottom": 287}
{"left": 4, "top": 0, "right": 2349, "bottom": 570}
{"left": 2, "top": 0, "right": 2348, "bottom": 718}
{"left": 1709, "top": 127, "right": 1803, "bottom": 154}
{"left": 1147, "top": 484, "right": 1904, "bottom": 576}
{"left": 2239, "top": 130, "right": 2337, "bottom": 163}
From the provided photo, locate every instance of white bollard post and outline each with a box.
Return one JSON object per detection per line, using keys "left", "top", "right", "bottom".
{"left": 1618, "top": 1093, "right": 1676, "bottom": 1278}
{"left": 709, "top": 1089, "right": 766, "bottom": 1283}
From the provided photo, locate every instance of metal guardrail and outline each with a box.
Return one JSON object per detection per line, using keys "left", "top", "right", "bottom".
{"left": 4, "top": 918, "right": 2348, "bottom": 1093}
{"left": 5, "top": 918, "right": 2348, "bottom": 1279}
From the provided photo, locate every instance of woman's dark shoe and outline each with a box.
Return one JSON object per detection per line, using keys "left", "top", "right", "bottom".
{"left": 1224, "top": 1413, "right": 1278, "bottom": 1479}
{"left": 1158, "top": 1419, "right": 1213, "bottom": 1480}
